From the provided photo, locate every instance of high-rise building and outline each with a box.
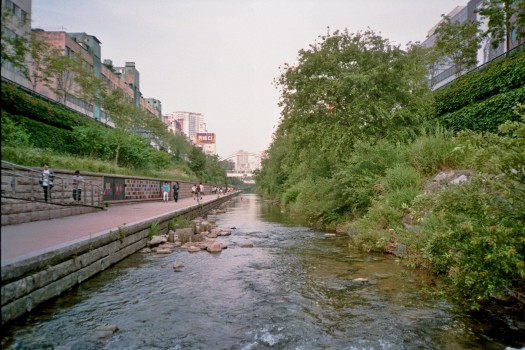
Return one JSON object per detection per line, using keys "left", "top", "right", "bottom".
{"left": 172, "top": 111, "right": 205, "bottom": 143}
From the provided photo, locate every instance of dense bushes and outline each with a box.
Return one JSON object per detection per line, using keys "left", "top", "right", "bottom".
{"left": 431, "top": 48, "right": 525, "bottom": 136}
{"left": 256, "top": 30, "right": 524, "bottom": 312}
{"left": 409, "top": 117, "right": 525, "bottom": 310}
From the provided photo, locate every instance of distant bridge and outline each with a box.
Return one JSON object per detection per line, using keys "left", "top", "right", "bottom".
{"left": 226, "top": 171, "right": 256, "bottom": 184}
{"left": 226, "top": 172, "right": 254, "bottom": 178}
{"left": 219, "top": 151, "right": 262, "bottom": 162}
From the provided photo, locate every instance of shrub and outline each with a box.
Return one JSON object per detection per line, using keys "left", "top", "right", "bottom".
{"left": 412, "top": 174, "right": 525, "bottom": 310}
{"left": 148, "top": 221, "right": 160, "bottom": 238}
{"left": 410, "top": 117, "right": 525, "bottom": 310}
{"left": 169, "top": 216, "right": 193, "bottom": 230}
{"left": 405, "top": 129, "right": 463, "bottom": 175}
{"left": 1, "top": 112, "right": 31, "bottom": 147}
{"left": 336, "top": 139, "right": 405, "bottom": 214}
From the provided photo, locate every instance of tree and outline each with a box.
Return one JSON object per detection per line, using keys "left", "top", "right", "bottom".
{"left": 220, "top": 159, "right": 235, "bottom": 172}
{"left": 477, "top": 0, "right": 525, "bottom": 51}
{"left": 188, "top": 146, "right": 206, "bottom": 175}
{"left": 73, "top": 60, "right": 105, "bottom": 115}
{"left": 433, "top": 15, "right": 482, "bottom": 77}
{"left": 258, "top": 28, "right": 433, "bottom": 222}
{"left": 21, "top": 32, "right": 65, "bottom": 92}
{"left": 45, "top": 53, "right": 84, "bottom": 104}
{"left": 101, "top": 88, "right": 144, "bottom": 165}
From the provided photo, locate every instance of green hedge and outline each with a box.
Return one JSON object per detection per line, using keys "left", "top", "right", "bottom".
{"left": 434, "top": 48, "right": 525, "bottom": 116}
{"left": 15, "top": 114, "right": 75, "bottom": 153}
{"left": 434, "top": 86, "right": 525, "bottom": 133}
{"left": 1, "top": 83, "right": 94, "bottom": 130}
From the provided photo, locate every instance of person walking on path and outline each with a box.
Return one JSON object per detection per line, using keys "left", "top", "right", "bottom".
{"left": 192, "top": 184, "right": 197, "bottom": 200}
{"left": 39, "top": 163, "right": 55, "bottom": 202}
{"left": 162, "top": 182, "right": 170, "bottom": 202}
{"left": 173, "top": 181, "right": 179, "bottom": 203}
{"left": 195, "top": 184, "right": 201, "bottom": 203}
{"left": 199, "top": 182, "right": 204, "bottom": 201}
{"left": 71, "top": 170, "right": 84, "bottom": 202}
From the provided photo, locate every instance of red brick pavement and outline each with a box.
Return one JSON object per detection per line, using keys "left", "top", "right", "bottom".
{"left": 1, "top": 195, "right": 219, "bottom": 266}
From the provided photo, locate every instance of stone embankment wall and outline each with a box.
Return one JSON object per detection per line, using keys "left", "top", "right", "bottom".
{"left": 1, "top": 162, "right": 216, "bottom": 226}
{"left": 0, "top": 191, "right": 238, "bottom": 325}
{"left": 1, "top": 164, "right": 105, "bottom": 225}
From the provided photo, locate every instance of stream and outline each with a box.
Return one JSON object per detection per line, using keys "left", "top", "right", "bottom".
{"left": 2, "top": 194, "right": 524, "bottom": 349}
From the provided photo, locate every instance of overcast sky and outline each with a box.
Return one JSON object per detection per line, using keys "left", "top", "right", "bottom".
{"left": 32, "top": 0, "right": 463, "bottom": 158}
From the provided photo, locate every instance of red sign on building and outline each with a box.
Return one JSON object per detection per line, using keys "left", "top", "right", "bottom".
{"left": 196, "top": 133, "right": 216, "bottom": 144}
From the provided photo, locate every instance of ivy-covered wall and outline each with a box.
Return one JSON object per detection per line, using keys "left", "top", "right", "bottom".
{"left": 432, "top": 47, "right": 525, "bottom": 133}
{"left": 1, "top": 83, "right": 99, "bottom": 152}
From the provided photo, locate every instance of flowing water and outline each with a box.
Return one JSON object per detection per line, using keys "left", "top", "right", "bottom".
{"left": 2, "top": 194, "right": 524, "bottom": 350}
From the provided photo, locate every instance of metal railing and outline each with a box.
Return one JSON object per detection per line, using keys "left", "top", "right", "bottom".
{"left": 432, "top": 43, "right": 524, "bottom": 91}
{"left": 1, "top": 161, "right": 103, "bottom": 207}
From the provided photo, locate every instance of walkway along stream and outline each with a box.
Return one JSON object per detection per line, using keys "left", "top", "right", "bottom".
{"left": 2, "top": 194, "right": 524, "bottom": 349}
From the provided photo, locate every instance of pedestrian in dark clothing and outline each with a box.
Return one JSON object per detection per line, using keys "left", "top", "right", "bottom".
{"left": 173, "top": 181, "right": 179, "bottom": 203}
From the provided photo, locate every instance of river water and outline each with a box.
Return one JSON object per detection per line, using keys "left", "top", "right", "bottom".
{"left": 2, "top": 194, "right": 524, "bottom": 350}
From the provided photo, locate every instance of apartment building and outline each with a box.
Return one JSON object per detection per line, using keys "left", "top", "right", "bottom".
{"left": 1, "top": 0, "right": 32, "bottom": 88}
{"left": 2, "top": 0, "right": 161, "bottom": 128}
{"left": 162, "top": 111, "right": 217, "bottom": 155}
{"left": 422, "top": 0, "right": 524, "bottom": 90}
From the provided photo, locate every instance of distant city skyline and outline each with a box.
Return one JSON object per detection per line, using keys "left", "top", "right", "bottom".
{"left": 32, "top": 0, "right": 464, "bottom": 158}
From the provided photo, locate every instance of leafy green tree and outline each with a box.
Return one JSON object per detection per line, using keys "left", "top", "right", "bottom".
{"left": 100, "top": 88, "right": 145, "bottom": 165}
{"left": 477, "top": 0, "right": 525, "bottom": 51}
{"left": 433, "top": 15, "right": 482, "bottom": 77}
{"left": 45, "top": 53, "right": 85, "bottom": 104}
{"left": 203, "top": 154, "right": 228, "bottom": 184}
{"left": 220, "top": 159, "right": 235, "bottom": 172}
{"left": 259, "top": 29, "right": 432, "bottom": 223}
{"left": 188, "top": 146, "right": 206, "bottom": 175}
{"left": 73, "top": 60, "right": 105, "bottom": 115}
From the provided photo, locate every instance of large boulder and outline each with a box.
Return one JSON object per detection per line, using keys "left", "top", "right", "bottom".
{"left": 207, "top": 241, "right": 223, "bottom": 253}
{"left": 147, "top": 235, "right": 167, "bottom": 247}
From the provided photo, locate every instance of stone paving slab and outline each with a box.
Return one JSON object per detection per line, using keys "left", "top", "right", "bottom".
{"left": 1, "top": 195, "right": 220, "bottom": 266}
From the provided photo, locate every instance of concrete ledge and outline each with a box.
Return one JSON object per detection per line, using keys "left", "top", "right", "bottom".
{"left": 1, "top": 192, "right": 238, "bottom": 324}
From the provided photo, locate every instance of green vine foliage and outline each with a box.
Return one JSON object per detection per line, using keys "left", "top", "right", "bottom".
{"left": 436, "top": 86, "right": 525, "bottom": 133}
{"left": 433, "top": 47, "right": 525, "bottom": 117}
{"left": 1, "top": 83, "right": 93, "bottom": 130}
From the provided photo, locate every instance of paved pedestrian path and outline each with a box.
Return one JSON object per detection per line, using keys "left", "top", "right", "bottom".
{"left": 1, "top": 194, "right": 222, "bottom": 266}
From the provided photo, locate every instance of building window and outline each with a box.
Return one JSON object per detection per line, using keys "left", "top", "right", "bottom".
{"left": 4, "top": 0, "right": 28, "bottom": 24}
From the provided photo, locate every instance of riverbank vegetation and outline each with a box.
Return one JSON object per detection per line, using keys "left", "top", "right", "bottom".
{"left": 256, "top": 28, "right": 524, "bottom": 313}
{"left": 1, "top": 81, "right": 229, "bottom": 184}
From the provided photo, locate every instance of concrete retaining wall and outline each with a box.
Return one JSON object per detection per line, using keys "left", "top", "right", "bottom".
{"left": 0, "top": 192, "right": 238, "bottom": 325}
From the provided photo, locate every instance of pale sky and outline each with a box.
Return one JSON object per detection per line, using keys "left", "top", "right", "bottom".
{"left": 32, "top": 0, "right": 463, "bottom": 159}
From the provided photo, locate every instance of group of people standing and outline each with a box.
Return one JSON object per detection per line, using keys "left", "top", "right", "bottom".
{"left": 39, "top": 164, "right": 83, "bottom": 203}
